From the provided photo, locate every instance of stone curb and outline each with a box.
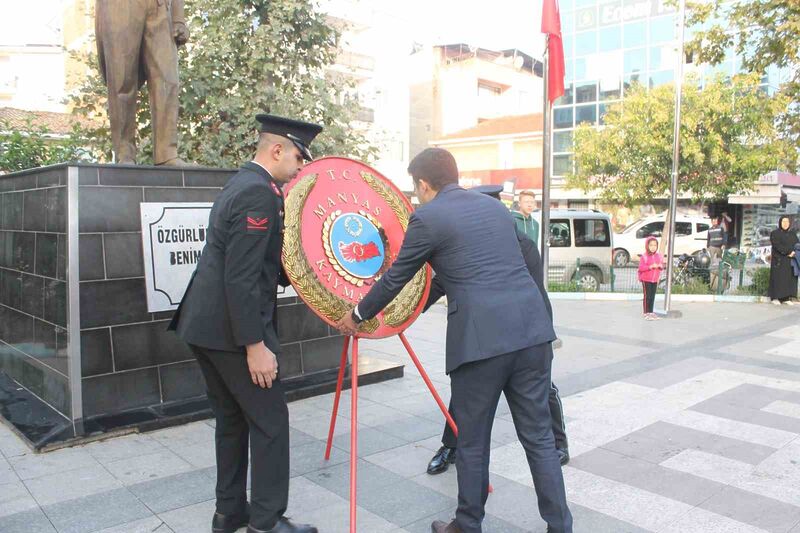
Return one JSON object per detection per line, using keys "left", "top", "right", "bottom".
{"left": 548, "top": 292, "right": 772, "bottom": 303}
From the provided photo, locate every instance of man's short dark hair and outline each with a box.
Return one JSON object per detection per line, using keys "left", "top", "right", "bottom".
{"left": 408, "top": 148, "right": 459, "bottom": 190}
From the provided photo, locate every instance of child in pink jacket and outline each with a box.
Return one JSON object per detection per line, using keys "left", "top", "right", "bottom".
{"left": 638, "top": 236, "right": 664, "bottom": 319}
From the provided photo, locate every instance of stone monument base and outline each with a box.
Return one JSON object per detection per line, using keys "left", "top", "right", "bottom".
{"left": 0, "top": 163, "right": 403, "bottom": 451}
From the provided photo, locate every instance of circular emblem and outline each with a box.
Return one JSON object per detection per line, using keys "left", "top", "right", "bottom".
{"left": 327, "top": 212, "right": 386, "bottom": 280}
{"left": 282, "top": 157, "right": 431, "bottom": 339}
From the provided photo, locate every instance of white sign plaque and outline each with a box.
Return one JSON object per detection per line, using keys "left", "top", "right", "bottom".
{"left": 140, "top": 202, "right": 298, "bottom": 313}
{"left": 141, "top": 203, "right": 213, "bottom": 312}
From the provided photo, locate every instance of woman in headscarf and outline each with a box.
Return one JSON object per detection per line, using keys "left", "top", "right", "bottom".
{"left": 768, "top": 215, "right": 799, "bottom": 305}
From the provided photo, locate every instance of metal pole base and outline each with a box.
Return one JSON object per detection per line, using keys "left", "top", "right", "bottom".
{"left": 653, "top": 308, "right": 683, "bottom": 318}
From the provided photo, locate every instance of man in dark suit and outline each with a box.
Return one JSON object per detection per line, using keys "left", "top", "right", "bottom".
{"left": 425, "top": 185, "right": 569, "bottom": 477}
{"left": 169, "top": 114, "right": 320, "bottom": 533}
{"left": 337, "top": 149, "right": 573, "bottom": 533}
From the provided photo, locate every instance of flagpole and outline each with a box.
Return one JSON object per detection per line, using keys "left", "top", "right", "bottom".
{"left": 659, "top": 0, "right": 686, "bottom": 317}
{"left": 540, "top": 37, "right": 551, "bottom": 274}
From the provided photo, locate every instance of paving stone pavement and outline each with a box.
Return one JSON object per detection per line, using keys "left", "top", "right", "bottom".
{"left": 1, "top": 300, "right": 800, "bottom": 532}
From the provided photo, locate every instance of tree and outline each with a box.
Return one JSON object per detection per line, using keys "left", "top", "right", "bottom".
{"left": 69, "top": 0, "right": 377, "bottom": 167}
{"left": 0, "top": 120, "right": 97, "bottom": 173}
{"left": 565, "top": 74, "right": 796, "bottom": 207}
{"left": 684, "top": 0, "right": 800, "bottom": 140}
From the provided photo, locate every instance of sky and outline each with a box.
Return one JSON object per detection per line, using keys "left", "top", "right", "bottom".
{"left": 1, "top": 0, "right": 547, "bottom": 58}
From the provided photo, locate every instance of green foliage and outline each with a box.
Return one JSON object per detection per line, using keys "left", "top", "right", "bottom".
{"left": 0, "top": 120, "right": 96, "bottom": 173}
{"left": 671, "top": 277, "right": 712, "bottom": 294}
{"left": 685, "top": 0, "right": 800, "bottom": 141}
{"left": 67, "top": 0, "right": 378, "bottom": 167}
{"left": 547, "top": 281, "right": 580, "bottom": 292}
{"left": 738, "top": 266, "right": 771, "bottom": 296}
{"left": 566, "top": 74, "right": 796, "bottom": 206}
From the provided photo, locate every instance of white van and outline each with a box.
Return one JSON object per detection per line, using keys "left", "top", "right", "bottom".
{"left": 535, "top": 209, "right": 614, "bottom": 291}
{"left": 612, "top": 214, "right": 711, "bottom": 267}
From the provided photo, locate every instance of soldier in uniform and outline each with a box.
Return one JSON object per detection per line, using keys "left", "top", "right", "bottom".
{"left": 169, "top": 115, "right": 321, "bottom": 533}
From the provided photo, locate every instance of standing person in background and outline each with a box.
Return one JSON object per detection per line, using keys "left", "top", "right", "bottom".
{"left": 768, "top": 215, "right": 799, "bottom": 306}
{"left": 638, "top": 237, "right": 664, "bottom": 320}
{"left": 707, "top": 217, "right": 726, "bottom": 260}
{"left": 514, "top": 190, "right": 540, "bottom": 243}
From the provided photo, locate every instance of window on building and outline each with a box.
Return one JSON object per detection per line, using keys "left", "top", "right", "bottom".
{"left": 649, "top": 69, "right": 674, "bottom": 87}
{"left": 554, "top": 131, "right": 573, "bottom": 153}
{"left": 554, "top": 107, "right": 574, "bottom": 129}
{"left": 550, "top": 220, "right": 572, "bottom": 247}
{"left": 575, "top": 31, "right": 598, "bottom": 55}
{"left": 555, "top": 83, "right": 574, "bottom": 105}
{"left": 564, "top": 36, "right": 574, "bottom": 58}
{"left": 564, "top": 59, "right": 574, "bottom": 83}
{"left": 599, "top": 103, "right": 612, "bottom": 124}
{"left": 624, "top": 48, "right": 647, "bottom": 74}
{"left": 623, "top": 22, "right": 646, "bottom": 48}
{"left": 575, "top": 81, "right": 598, "bottom": 103}
{"left": 553, "top": 155, "right": 573, "bottom": 175}
{"left": 600, "top": 77, "right": 621, "bottom": 100}
{"left": 650, "top": 15, "right": 675, "bottom": 44}
{"left": 576, "top": 104, "right": 597, "bottom": 125}
{"left": 478, "top": 82, "right": 502, "bottom": 98}
{"left": 575, "top": 57, "right": 587, "bottom": 80}
{"left": 563, "top": 9, "right": 576, "bottom": 34}
{"left": 650, "top": 46, "right": 676, "bottom": 71}
{"left": 623, "top": 73, "right": 644, "bottom": 93}
{"left": 575, "top": 219, "right": 611, "bottom": 247}
{"left": 599, "top": 26, "right": 622, "bottom": 52}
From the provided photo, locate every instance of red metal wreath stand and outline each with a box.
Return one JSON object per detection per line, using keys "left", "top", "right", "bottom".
{"left": 323, "top": 332, "right": 490, "bottom": 533}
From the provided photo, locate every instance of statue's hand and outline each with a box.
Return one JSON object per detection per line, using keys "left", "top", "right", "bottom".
{"left": 173, "top": 21, "right": 189, "bottom": 46}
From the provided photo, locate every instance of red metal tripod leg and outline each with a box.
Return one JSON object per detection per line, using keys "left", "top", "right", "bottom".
{"left": 325, "top": 336, "right": 351, "bottom": 460}
{"left": 398, "top": 332, "right": 493, "bottom": 493}
{"left": 398, "top": 332, "right": 457, "bottom": 435}
{"left": 350, "top": 337, "right": 359, "bottom": 533}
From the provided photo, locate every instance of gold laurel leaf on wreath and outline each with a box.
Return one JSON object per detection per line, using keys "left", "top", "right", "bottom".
{"left": 282, "top": 174, "right": 378, "bottom": 334}
{"left": 360, "top": 171, "right": 428, "bottom": 327}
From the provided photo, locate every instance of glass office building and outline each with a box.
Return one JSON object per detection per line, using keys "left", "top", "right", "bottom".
{"left": 552, "top": 0, "right": 783, "bottom": 183}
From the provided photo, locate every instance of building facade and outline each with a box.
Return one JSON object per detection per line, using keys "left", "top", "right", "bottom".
{"left": 411, "top": 44, "right": 544, "bottom": 163}
{"left": 431, "top": 113, "right": 544, "bottom": 191}
{"left": 553, "top": 0, "right": 785, "bottom": 188}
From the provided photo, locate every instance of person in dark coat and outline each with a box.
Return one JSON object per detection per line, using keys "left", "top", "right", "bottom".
{"left": 169, "top": 114, "right": 321, "bottom": 533}
{"left": 425, "top": 185, "right": 569, "bottom": 477}
{"left": 337, "top": 149, "right": 572, "bottom": 533}
{"left": 769, "top": 215, "right": 799, "bottom": 305}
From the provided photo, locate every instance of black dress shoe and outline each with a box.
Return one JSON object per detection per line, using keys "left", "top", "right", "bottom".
{"left": 212, "top": 503, "right": 250, "bottom": 533}
{"left": 247, "top": 517, "right": 318, "bottom": 533}
{"left": 431, "top": 519, "right": 463, "bottom": 533}
{"left": 557, "top": 448, "right": 570, "bottom": 466}
{"left": 427, "top": 446, "right": 456, "bottom": 475}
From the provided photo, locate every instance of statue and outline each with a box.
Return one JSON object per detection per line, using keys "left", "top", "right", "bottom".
{"left": 95, "top": 0, "right": 190, "bottom": 166}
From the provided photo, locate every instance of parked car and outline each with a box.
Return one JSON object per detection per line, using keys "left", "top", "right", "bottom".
{"left": 612, "top": 215, "right": 711, "bottom": 267}
{"left": 536, "top": 209, "right": 614, "bottom": 291}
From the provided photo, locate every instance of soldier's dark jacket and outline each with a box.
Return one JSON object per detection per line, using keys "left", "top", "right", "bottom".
{"left": 169, "top": 162, "right": 286, "bottom": 354}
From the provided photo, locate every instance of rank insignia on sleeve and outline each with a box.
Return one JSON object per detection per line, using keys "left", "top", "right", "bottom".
{"left": 246, "top": 211, "right": 269, "bottom": 233}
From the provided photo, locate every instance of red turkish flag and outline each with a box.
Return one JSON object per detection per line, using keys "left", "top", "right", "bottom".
{"left": 339, "top": 241, "right": 380, "bottom": 262}
{"left": 542, "top": 0, "right": 565, "bottom": 104}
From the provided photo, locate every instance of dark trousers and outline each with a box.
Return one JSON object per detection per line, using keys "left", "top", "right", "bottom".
{"left": 192, "top": 345, "right": 289, "bottom": 530}
{"left": 441, "top": 383, "right": 568, "bottom": 451}
{"left": 449, "top": 343, "right": 573, "bottom": 533}
{"left": 642, "top": 281, "right": 657, "bottom": 314}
